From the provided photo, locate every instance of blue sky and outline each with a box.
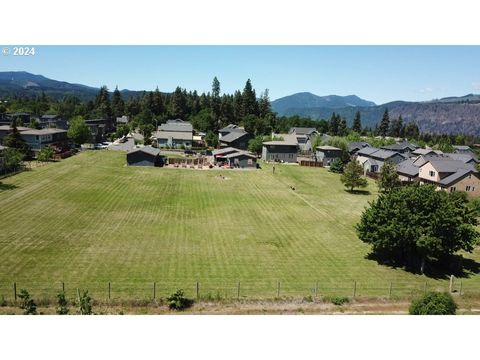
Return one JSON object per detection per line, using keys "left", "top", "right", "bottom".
{"left": 1, "top": 46, "right": 480, "bottom": 105}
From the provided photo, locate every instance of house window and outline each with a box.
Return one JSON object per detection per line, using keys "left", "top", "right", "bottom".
{"left": 450, "top": 187, "right": 456, "bottom": 192}
{"left": 429, "top": 171, "right": 435, "bottom": 177}
{"left": 466, "top": 186, "right": 471, "bottom": 191}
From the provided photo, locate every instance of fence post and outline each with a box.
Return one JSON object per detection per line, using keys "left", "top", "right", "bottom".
{"left": 353, "top": 281, "right": 357, "bottom": 298}
{"left": 237, "top": 281, "right": 240, "bottom": 300}
{"left": 153, "top": 282, "right": 156, "bottom": 300}
{"left": 314, "top": 281, "right": 318, "bottom": 299}
{"left": 196, "top": 282, "right": 199, "bottom": 299}
{"left": 108, "top": 282, "right": 111, "bottom": 300}
{"left": 459, "top": 281, "right": 463, "bottom": 296}
{"left": 13, "top": 282, "right": 17, "bottom": 302}
{"left": 276, "top": 281, "right": 281, "bottom": 298}
{"left": 77, "top": 288, "right": 80, "bottom": 302}
{"left": 449, "top": 275, "right": 454, "bottom": 293}
{"left": 389, "top": 282, "right": 392, "bottom": 298}
{"left": 62, "top": 282, "right": 65, "bottom": 293}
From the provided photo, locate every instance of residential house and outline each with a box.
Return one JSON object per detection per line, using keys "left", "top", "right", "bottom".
{"left": 85, "top": 119, "right": 115, "bottom": 143}
{"left": 444, "top": 153, "right": 479, "bottom": 165}
{"left": 380, "top": 141, "right": 418, "bottom": 157}
{"left": 347, "top": 141, "right": 370, "bottom": 155}
{"left": 5, "top": 112, "right": 31, "bottom": 126}
{"left": 0, "top": 125, "right": 30, "bottom": 143}
{"left": 262, "top": 134, "right": 298, "bottom": 163}
{"left": 220, "top": 150, "right": 257, "bottom": 168}
{"left": 396, "top": 159, "right": 420, "bottom": 182}
{"left": 418, "top": 157, "right": 480, "bottom": 197}
{"left": 212, "top": 147, "right": 239, "bottom": 163}
{"left": 218, "top": 124, "right": 251, "bottom": 150}
{"left": 288, "top": 127, "right": 319, "bottom": 151}
{"left": 126, "top": 146, "right": 165, "bottom": 167}
{"left": 412, "top": 148, "right": 443, "bottom": 157}
{"left": 315, "top": 145, "right": 343, "bottom": 166}
{"left": 155, "top": 119, "right": 193, "bottom": 148}
{"left": 453, "top": 145, "right": 474, "bottom": 155}
{"left": 355, "top": 147, "right": 406, "bottom": 173}
{"left": 39, "top": 115, "right": 68, "bottom": 130}
{"left": 19, "top": 128, "right": 69, "bottom": 153}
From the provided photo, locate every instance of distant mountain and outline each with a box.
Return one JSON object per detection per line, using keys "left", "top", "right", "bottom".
{"left": 428, "top": 94, "right": 480, "bottom": 104}
{"left": 0, "top": 71, "right": 145, "bottom": 101}
{"left": 271, "top": 92, "right": 376, "bottom": 114}
{"left": 277, "top": 98, "right": 480, "bottom": 136}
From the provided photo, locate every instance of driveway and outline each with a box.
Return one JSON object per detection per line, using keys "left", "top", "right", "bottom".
{"left": 108, "top": 138, "right": 135, "bottom": 152}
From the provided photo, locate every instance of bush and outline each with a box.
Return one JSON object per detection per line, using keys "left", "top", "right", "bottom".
{"left": 329, "top": 158, "right": 344, "bottom": 173}
{"left": 409, "top": 292, "right": 457, "bottom": 315}
{"left": 329, "top": 296, "right": 349, "bottom": 306}
{"left": 79, "top": 290, "right": 93, "bottom": 315}
{"left": 18, "top": 289, "right": 37, "bottom": 315}
{"left": 56, "top": 291, "right": 69, "bottom": 315}
{"left": 167, "top": 289, "right": 194, "bottom": 311}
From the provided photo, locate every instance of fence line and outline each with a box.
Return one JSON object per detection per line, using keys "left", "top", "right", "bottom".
{"left": 1, "top": 278, "right": 477, "bottom": 303}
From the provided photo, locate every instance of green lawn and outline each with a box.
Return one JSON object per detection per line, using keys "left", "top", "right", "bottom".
{"left": 1, "top": 151, "right": 480, "bottom": 301}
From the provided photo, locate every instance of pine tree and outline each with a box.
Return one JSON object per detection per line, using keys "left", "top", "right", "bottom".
{"left": 111, "top": 86, "right": 125, "bottom": 118}
{"left": 338, "top": 117, "right": 348, "bottom": 136}
{"left": 352, "top": 111, "right": 362, "bottom": 133}
{"left": 258, "top": 89, "right": 272, "bottom": 118}
{"left": 93, "top": 86, "right": 112, "bottom": 118}
{"left": 329, "top": 112, "right": 340, "bottom": 135}
{"left": 3, "top": 122, "right": 30, "bottom": 156}
{"left": 170, "top": 86, "right": 188, "bottom": 119}
{"left": 377, "top": 160, "right": 401, "bottom": 193}
{"left": 378, "top": 109, "right": 390, "bottom": 137}
{"left": 340, "top": 160, "right": 368, "bottom": 192}
{"left": 241, "top": 79, "right": 258, "bottom": 117}
{"left": 211, "top": 77, "right": 222, "bottom": 131}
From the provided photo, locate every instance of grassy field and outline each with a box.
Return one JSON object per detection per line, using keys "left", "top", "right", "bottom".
{"left": 1, "top": 150, "right": 480, "bottom": 302}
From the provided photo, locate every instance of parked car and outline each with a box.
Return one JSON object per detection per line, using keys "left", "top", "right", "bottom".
{"left": 94, "top": 143, "right": 108, "bottom": 149}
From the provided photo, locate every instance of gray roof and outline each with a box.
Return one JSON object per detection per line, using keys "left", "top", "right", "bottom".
{"left": 356, "top": 147, "right": 380, "bottom": 156}
{"left": 128, "top": 146, "right": 160, "bottom": 156}
{"left": 348, "top": 141, "right": 370, "bottom": 153}
{"left": 444, "top": 153, "right": 479, "bottom": 164}
{"left": 41, "top": 114, "right": 60, "bottom": 119}
{"left": 154, "top": 131, "right": 193, "bottom": 140}
{"left": 439, "top": 169, "right": 476, "bottom": 186}
{"left": 263, "top": 140, "right": 298, "bottom": 146}
{"left": 427, "top": 158, "right": 476, "bottom": 173}
{"left": 220, "top": 130, "right": 249, "bottom": 143}
{"left": 396, "top": 159, "right": 419, "bottom": 177}
{"left": 0, "top": 125, "right": 30, "bottom": 132}
{"left": 381, "top": 141, "right": 417, "bottom": 151}
{"left": 316, "top": 145, "right": 342, "bottom": 151}
{"left": 453, "top": 145, "right": 471, "bottom": 151}
{"left": 412, "top": 148, "right": 443, "bottom": 156}
{"left": 20, "top": 128, "right": 67, "bottom": 135}
{"left": 223, "top": 151, "right": 257, "bottom": 159}
{"left": 212, "top": 147, "right": 239, "bottom": 156}
{"left": 159, "top": 121, "right": 193, "bottom": 133}
{"left": 219, "top": 124, "right": 241, "bottom": 132}
{"left": 289, "top": 127, "right": 318, "bottom": 136}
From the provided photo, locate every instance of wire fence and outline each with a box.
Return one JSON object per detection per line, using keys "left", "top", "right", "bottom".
{"left": 1, "top": 278, "right": 478, "bottom": 304}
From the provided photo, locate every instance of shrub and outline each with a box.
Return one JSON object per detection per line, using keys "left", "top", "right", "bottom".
{"left": 18, "top": 289, "right": 37, "bottom": 315}
{"left": 329, "top": 158, "right": 344, "bottom": 173}
{"left": 56, "top": 291, "right": 69, "bottom": 315}
{"left": 167, "top": 289, "right": 194, "bottom": 311}
{"left": 330, "top": 296, "right": 349, "bottom": 306}
{"left": 409, "top": 292, "right": 457, "bottom": 315}
{"left": 79, "top": 290, "right": 93, "bottom": 315}
{"left": 0, "top": 295, "right": 7, "bottom": 307}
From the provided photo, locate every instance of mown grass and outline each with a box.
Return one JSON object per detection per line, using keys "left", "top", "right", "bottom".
{"left": 1, "top": 150, "right": 480, "bottom": 302}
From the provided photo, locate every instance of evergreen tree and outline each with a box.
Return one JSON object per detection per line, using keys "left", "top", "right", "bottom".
{"left": 93, "top": 86, "right": 112, "bottom": 118}
{"left": 404, "top": 121, "right": 420, "bottom": 140}
{"left": 377, "top": 160, "right": 401, "bottom": 193}
{"left": 389, "top": 115, "right": 403, "bottom": 138}
{"left": 111, "top": 86, "right": 125, "bottom": 118}
{"left": 338, "top": 117, "right": 348, "bottom": 136}
{"left": 258, "top": 89, "right": 272, "bottom": 118}
{"left": 211, "top": 77, "right": 221, "bottom": 131}
{"left": 3, "top": 122, "right": 30, "bottom": 156}
{"left": 241, "top": 79, "right": 258, "bottom": 117}
{"left": 170, "top": 87, "right": 188, "bottom": 119}
{"left": 340, "top": 160, "right": 368, "bottom": 192}
{"left": 378, "top": 109, "right": 390, "bottom": 137}
{"left": 328, "top": 112, "right": 340, "bottom": 136}
{"left": 352, "top": 111, "right": 362, "bottom": 133}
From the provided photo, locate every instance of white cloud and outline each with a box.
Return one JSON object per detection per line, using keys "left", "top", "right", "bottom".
{"left": 419, "top": 87, "right": 433, "bottom": 93}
